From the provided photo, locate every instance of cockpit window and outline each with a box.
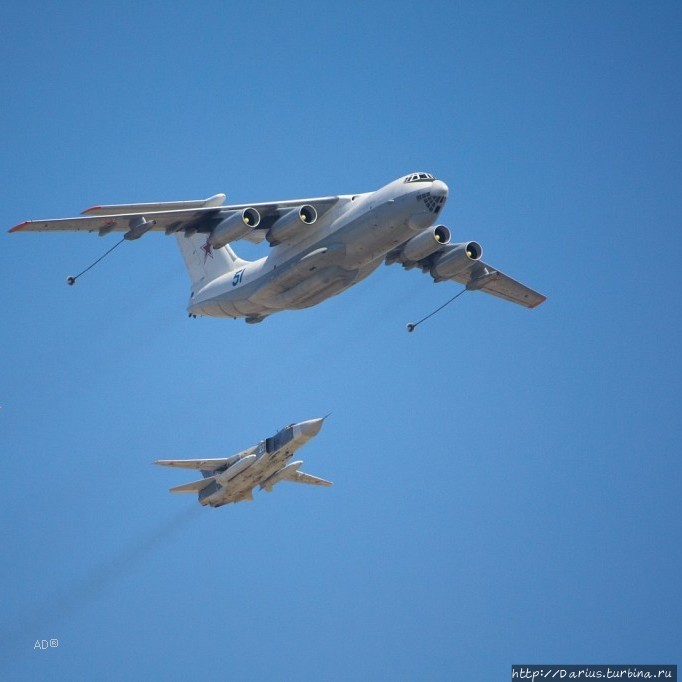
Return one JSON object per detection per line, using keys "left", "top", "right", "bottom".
{"left": 404, "top": 172, "right": 436, "bottom": 183}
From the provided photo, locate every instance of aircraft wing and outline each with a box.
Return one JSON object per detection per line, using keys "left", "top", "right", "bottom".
{"left": 154, "top": 443, "right": 261, "bottom": 472}
{"left": 448, "top": 260, "right": 546, "bottom": 308}
{"left": 154, "top": 456, "right": 240, "bottom": 471}
{"left": 9, "top": 195, "right": 340, "bottom": 242}
{"left": 9, "top": 206, "right": 222, "bottom": 235}
{"left": 287, "top": 471, "right": 333, "bottom": 486}
{"left": 388, "top": 238, "right": 546, "bottom": 309}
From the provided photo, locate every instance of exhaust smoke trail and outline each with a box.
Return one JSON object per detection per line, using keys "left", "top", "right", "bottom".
{"left": 1, "top": 505, "right": 201, "bottom": 662}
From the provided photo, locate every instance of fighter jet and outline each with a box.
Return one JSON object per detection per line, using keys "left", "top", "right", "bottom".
{"left": 154, "top": 418, "right": 331, "bottom": 507}
{"left": 9, "top": 172, "right": 545, "bottom": 323}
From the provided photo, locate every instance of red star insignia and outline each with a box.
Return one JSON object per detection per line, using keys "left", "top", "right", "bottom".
{"left": 201, "top": 238, "right": 214, "bottom": 262}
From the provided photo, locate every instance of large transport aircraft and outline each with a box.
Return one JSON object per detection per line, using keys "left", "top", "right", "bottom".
{"left": 10, "top": 172, "right": 545, "bottom": 323}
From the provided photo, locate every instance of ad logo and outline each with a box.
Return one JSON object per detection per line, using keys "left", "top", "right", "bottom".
{"left": 34, "top": 638, "right": 59, "bottom": 650}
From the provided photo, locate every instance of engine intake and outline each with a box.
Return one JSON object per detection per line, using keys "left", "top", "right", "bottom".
{"left": 430, "top": 241, "right": 482, "bottom": 280}
{"left": 267, "top": 205, "right": 318, "bottom": 245}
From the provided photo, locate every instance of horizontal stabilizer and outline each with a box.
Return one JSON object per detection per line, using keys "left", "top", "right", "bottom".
{"left": 288, "top": 471, "right": 333, "bottom": 487}
{"left": 169, "top": 475, "right": 217, "bottom": 494}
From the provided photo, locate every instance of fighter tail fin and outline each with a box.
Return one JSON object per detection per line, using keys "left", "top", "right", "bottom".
{"left": 175, "top": 233, "right": 247, "bottom": 290}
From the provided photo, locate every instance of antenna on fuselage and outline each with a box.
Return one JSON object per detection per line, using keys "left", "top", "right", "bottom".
{"left": 66, "top": 238, "right": 126, "bottom": 285}
{"left": 406, "top": 288, "right": 467, "bottom": 332}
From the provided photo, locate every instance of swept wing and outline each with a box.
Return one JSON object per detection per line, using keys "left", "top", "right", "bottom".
{"left": 10, "top": 195, "right": 340, "bottom": 243}
{"left": 450, "top": 261, "right": 546, "bottom": 308}
{"left": 388, "top": 237, "right": 545, "bottom": 309}
{"left": 154, "top": 457, "right": 241, "bottom": 471}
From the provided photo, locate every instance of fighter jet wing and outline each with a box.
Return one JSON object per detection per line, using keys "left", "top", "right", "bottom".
{"left": 448, "top": 260, "right": 546, "bottom": 309}
{"left": 154, "top": 443, "right": 262, "bottom": 472}
{"left": 154, "top": 456, "right": 240, "bottom": 471}
{"left": 287, "top": 471, "right": 333, "bottom": 486}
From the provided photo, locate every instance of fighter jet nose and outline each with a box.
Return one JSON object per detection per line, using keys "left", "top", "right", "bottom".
{"left": 430, "top": 179, "right": 449, "bottom": 199}
{"left": 297, "top": 418, "right": 325, "bottom": 439}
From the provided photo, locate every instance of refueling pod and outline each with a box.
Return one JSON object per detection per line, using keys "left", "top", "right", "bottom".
{"left": 124, "top": 216, "right": 157, "bottom": 240}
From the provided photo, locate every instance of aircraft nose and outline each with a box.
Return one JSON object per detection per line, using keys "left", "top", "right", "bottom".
{"left": 297, "top": 418, "right": 325, "bottom": 439}
{"left": 430, "top": 179, "right": 449, "bottom": 199}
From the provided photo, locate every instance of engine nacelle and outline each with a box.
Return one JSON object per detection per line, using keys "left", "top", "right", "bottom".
{"left": 399, "top": 225, "right": 451, "bottom": 263}
{"left": 208, "top": 208, "right": 261, "bottom": 248}
{"left": 430, "top": 241, "right": 483, "bottom": 280}
{"left": 267, "top": 205, "right": 317, "bottom": 245}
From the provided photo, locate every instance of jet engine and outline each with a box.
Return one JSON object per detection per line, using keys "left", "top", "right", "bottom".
{"left": 266, "top": 205, "right": 317, "bottom": 245}
{"left": 208, "top": 208, "right": 261, "bottom": 248}
{"left": 430, "top": 241, "right": 482, "bottom": 280}
{"left": 399, "top": 224, "right": 451, "bottom": 264}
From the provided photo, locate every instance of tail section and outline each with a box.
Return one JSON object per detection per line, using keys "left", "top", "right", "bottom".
{"left": 175, "top": 233, "right": 247, "bottom": 290}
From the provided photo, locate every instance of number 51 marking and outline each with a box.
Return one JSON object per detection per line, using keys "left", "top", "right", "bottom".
{"left": 232, "top": 268, "right": 245, "bottom": 287}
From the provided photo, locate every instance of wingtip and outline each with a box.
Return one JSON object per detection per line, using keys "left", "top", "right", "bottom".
{"left": 81, "top": 205, "right": 102, "bottom": 215}
{"left": 9, "top": 221, "right": 30, "bottom": 233}
{"left": 529, "top": 296, "right": 547, "bottom": 309}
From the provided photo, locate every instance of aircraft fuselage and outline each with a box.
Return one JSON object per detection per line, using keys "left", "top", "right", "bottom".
{"left": 188, "top": 175, "right": 449, "bottom": 321}
{"left": 199, "top": 419, "right": 322, "bottom": 507}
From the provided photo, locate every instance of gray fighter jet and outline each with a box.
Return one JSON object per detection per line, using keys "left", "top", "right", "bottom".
{"left": 154, "top": 418, "right": 331, "bottom": 508}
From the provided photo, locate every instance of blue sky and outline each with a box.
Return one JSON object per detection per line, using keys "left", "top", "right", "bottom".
{"left": 1, "top": 1, "right": 681, "bottom": 679}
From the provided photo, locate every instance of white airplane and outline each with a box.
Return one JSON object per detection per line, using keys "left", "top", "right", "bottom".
{"left": 10, "top": 172, "right": 545, "bottom": 323}
{"left": 154, "top": 418, "right": 331, "bottom": 508}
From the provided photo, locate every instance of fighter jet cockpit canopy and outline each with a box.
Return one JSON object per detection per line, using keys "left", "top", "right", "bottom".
{"left": 404, "top": 172, "right": 436, "bottom": 183}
